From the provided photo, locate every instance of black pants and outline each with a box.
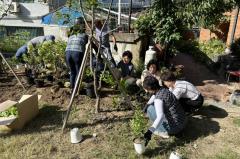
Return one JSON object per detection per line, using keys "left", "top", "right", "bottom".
{"left": 179, "top": 94, "right": 204, "bottom": 112}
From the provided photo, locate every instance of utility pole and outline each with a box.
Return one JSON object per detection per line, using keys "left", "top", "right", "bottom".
{"left": 229, "top": 6, "right": 240, "bottom": 46}
{"left": 118, "top": 0, "right": 121, "bottom": 25}
{"left": 128, "top": 0, "right": 132, "bottom": 33}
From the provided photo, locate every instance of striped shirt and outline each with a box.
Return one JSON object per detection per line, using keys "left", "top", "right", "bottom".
{"left": 155, "top": 87, "right": 186, "bottom": 134}
{"left": 170, "top": 80, "right": 200, "bottom": 100}
{"left": 65, "top": 33, "right": 88, "bottom": 52}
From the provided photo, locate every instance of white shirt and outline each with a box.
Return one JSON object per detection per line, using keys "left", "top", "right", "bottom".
{"left": 170, "top": 80, "right": 200, "bottom": 100}
{"left": 147, "top": 95, "right": 165, "bottom": 130}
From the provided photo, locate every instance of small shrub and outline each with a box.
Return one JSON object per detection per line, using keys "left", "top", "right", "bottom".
{"left": 130, "top": 106, "right": 147, "bottom": 138}
{"left": 23, "top": 40, "right": 67, "bottom": 79}
{"left": 100, "top": 70, "right": 115, "bottom": 87}
{"left": 0, "top": 31, "right": 31, "bottom": 52}
{"left": 176, "top": 39, "right": 225, "bottom": 65}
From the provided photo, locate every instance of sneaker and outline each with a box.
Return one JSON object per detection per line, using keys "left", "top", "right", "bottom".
{"left": 153, "top": 131, "right": 170, "bottom": 139}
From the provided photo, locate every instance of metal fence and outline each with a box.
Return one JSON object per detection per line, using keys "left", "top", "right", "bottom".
{"left": 97, "top": 1, "right": 151, "bottom": 32}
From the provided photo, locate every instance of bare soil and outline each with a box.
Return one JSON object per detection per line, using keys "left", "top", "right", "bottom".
{"left": 0, "top": 53, "right": 240, "bottom": 159}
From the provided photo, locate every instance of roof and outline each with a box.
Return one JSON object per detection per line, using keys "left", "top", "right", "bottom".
{"left": 41, "top": 6, "right": 82, "bottom": 26}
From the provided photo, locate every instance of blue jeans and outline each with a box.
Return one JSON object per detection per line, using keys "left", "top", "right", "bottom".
{"left": 66, "top": 51, "right": 84, "bottom": 89}
{"left": 147, "top": 105, "right": 170, "bottom": 133}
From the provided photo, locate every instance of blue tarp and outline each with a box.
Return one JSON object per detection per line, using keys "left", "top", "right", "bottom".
{"left": 41, "top": 7, "right": 82, "bottom": 26}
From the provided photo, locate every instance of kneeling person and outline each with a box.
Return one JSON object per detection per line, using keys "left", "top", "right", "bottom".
{"left": 143, "top": 76, "right": 186, "bottom": 146}
{"left": 161, "top": 71, "right": 204, "bottom": 113}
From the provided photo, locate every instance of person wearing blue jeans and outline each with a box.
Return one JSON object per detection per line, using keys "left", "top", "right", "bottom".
{"left": 142, "top": 76, "right": 187, "bottom": 146}
{"left": 65, "top": 24, "right": 88, "bottom": 89}
{"left": 65, "top": 51, "right": 84, "bottom": 89}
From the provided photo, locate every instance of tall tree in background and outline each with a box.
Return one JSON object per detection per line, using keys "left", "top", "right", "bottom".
{"left": 135, "top": 0, "right": 239, "bottom": 46}
{"left": 0, "top": 0, "right": 12, "bottom": 21}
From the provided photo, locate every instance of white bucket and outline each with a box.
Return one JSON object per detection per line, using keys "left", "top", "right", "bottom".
{"left": 133, "top": 138, "right": 145, "bottom": 155}
{"left": 144, "top": 46, "right": 156, "bottom": 68}
{"left": 70, "top": 128, "right": 83, "bottom": 144}
{"left": 169, "top": 151, "right": 182, "bottom": 159}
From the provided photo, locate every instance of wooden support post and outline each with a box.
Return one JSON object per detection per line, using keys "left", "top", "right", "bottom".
{"left": 62, "top": 43, "right": 90, "bottom": 132}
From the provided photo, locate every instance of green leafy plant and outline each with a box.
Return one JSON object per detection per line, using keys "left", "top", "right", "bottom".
{"left": 85, "top": 67, "right": 93, "bottom": 78}
{"left": 176, "top": 39, "right": 225, "bottom": 65}
{"left": 198, "top": 39, "right": 225, "bottom": 60}
{"left": 100, "top": 70, "right": 115, "bottom": 87}
{"left": 23, "top": 40, "right": 67, "bottom": 79}
{"left": 130, "top": 106, "right": 147, "bottom": 138}
{"left": 0, "top": 31, "right": 31, "bottom": 52}
{"left": 0, "top": 106, "right": 18, "bottom": 117}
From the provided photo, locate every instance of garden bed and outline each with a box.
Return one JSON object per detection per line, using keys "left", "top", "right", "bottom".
{"left": 1, "top": 53, "right": 240, "bottom": 158}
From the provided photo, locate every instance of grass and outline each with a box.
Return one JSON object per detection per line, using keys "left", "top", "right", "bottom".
{"left": 207, "top": 150, "right": 240, "bottom": 159}
{"left": 0, "top": 101, "right": 240, "bottom": 158}
{"left": 233, "top": 118, "right": 240, "bottom": 127}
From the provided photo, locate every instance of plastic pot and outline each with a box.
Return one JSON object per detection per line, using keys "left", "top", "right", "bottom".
{"left": 85, "top": 83, "right": 95, "bottom": 98}
{"left": 46, "top": 75, "right": 54, "bottom": 82}
{"left": 133, "top": 137, "right": 145, "bottom": 155}
{"left": 35, "top": 79, "right": 44, "bottom": 88}
{"left": 26, "top": 76, "right": 35, "bottom": 85}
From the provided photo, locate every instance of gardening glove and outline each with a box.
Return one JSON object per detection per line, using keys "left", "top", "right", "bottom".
{"left": 144, "top": 129, "right": 153, "bottom": 146}
{"left": 114, "top": 43, "right": 118, "bottom": 52}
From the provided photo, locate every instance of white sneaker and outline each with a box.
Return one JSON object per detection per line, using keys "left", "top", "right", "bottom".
{"left": 153, "top": 131, "right": 170, "bottom": 139}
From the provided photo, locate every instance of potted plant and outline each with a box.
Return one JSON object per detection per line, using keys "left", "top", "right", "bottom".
{"left": 85, "top": 82, "right": 95, "bottom": 98}
{"left": 130, "top": 107, "right": 147, "bottom": 155}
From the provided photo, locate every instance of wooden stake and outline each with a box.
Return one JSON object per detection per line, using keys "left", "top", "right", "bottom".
{"left": 62, "top": 43, "right": 90, "bottom": 132}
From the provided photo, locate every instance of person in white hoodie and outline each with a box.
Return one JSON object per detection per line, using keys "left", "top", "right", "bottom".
{"left": 161, "top": 71, "right": 204, "bottom": 113}
{"left": 142, "top": 76, "right": 186, "bottom": 146}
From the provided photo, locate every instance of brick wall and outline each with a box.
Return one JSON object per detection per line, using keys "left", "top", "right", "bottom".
{"left": 199, "top": 22, "right": 230, "bottom": 42}
{"left": 199, "top": 9, "right": 240, "bottom": 45}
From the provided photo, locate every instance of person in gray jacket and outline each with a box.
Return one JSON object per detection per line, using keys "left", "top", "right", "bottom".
{"left": 65, "top": 24, "right": 88, "bottom": 89}
{"left": 28, "top": 35, "right": 55, "bottom": 47}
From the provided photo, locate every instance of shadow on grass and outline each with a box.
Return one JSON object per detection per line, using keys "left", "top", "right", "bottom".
{"left": 68, "top": 114, "right": 132, "bottom": 129}
{"left": 144, "top": 105, "right": 227, "bottom": 158}
{"left": 17, "top": 105, "right": 66, "bottom": 134}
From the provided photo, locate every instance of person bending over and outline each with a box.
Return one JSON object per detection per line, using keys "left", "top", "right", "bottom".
{"left": 161, "top": 71, "right": 204, "bottom": 113}
{"left": 65, "top": 24, "right": 88, "bottom": 89}
{"left": 143, "top": 76, "right": 186, "bottom": 146}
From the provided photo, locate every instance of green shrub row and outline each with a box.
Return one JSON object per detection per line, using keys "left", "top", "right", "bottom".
{"left": 0, "top": 31, "right": 31, "bottom": 53}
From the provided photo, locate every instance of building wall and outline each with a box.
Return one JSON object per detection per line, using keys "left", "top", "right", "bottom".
{"left": 199, "top": 22, "right": 230, "bottom": 42}
{"left": 199, "top": 10, "right": 240, "bottom": 45}
{"left": 109, "top": 33, "right": 143, "bottom": 66}
{"left": 0, "top": 3, "right": 50, "bottom": 27}
{"left": 43, "top": 25, "right": 68, "bottom": 41}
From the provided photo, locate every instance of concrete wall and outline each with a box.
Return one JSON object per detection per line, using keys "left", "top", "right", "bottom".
{"left": 0, "top": 3, "right": 50, "bottom": 27}
{"left": 43, "top": 25, "right": 68, "bottom": 41}
{"left": 19, "top": 3, "right": 50, "bottom": 17}
{"left": 110, "top": 33, "right": 144, "bottom": 66}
